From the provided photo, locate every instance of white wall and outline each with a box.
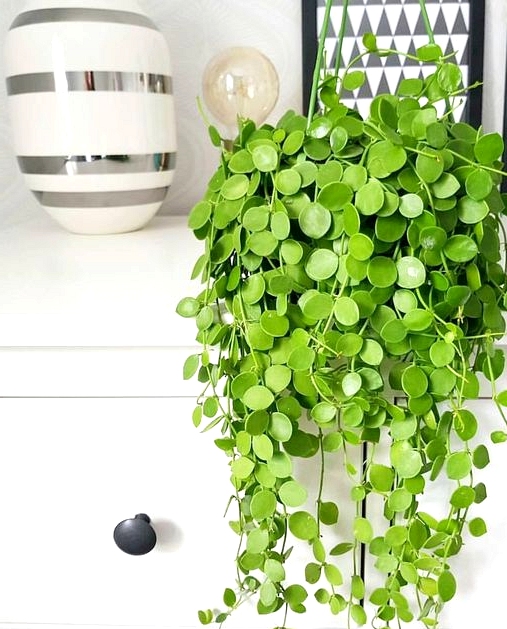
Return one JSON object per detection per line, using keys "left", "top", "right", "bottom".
{"left": 0, "top": 0, "right": 505, "bottom": 229}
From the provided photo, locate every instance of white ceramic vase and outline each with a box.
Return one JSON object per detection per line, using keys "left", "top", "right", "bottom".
{"left": 4, "top": 0, "right": 177, "bottom": 234}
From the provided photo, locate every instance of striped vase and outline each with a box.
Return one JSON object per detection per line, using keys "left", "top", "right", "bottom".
{"left": 4, "top": 0, "right": 176, "bottom": 234}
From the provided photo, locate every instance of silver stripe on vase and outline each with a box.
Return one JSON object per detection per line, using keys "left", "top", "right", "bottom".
{"left": 18, "top": 153, "right": 177, "bottom": 176}
{"left": 7, "top": 72, "right": 173, "bottom": 96}
{"left": 34, "top": 187, "right": 169, "bottom": 208}
{"left": 5, "top": 1, "right": 177, "bottom": 234}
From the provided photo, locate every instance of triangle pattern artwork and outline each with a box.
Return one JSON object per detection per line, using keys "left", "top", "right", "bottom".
{"left": 316, "top": 0, "right": 473, "bottom": 120}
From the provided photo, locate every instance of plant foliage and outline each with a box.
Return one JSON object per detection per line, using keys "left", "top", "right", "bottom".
{"left": 178, "top": 2, "right": 507, "bottom": 627}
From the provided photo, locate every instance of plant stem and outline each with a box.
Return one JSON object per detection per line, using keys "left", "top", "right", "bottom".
{"left": 334, "top": 0, "right": 350, "bottom": 78}
{"left": 418, "top": 0, "right": 435, "bottom": 44}
{"left": 306, "top": 0, "right": 334, "bottom": 128}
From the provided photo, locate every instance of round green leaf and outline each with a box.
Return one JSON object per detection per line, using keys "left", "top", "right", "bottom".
{"left": 356, "top": 181, "right": 385, "bottom": 215}
{"left": 396, "top": 256, "right": 426, "bottom": 289}
{"left": 289, "top": 511, "right": 318, "bottom": 540}
{"left": 359, "top": 339, "right": 383, "bottom": 365}
{"left": 311, "top": 401, "right": 337, "bottom": 423}
{"left": 319, "top": 501, "right": 339, "bottom": 526}
{"left": 264, "top": 558, "right": 285, "bottom": 582}
{"left": 248, "top": 230, "right": 278, "bottom": 256}
{"left": 343, "top": 70, "right": 366, "bottom": 91}
{"left": 469, "top": 517, "right": 487, "bottom": 537}
{"left": 304, "top": 137, "right": 332, "bottom": 161}
{"left": 260, "top": 310, "right": 289, "bottom": 337}
{"left": 385, "top": 525, "right": 408, "bottom": 548}
{"left": 450, "top": 486, "right": 476, "bottom": 509}
{"left": 231, "top": 456, "right": 255, "bottom": 479}
{"left": 269, "top": 411, "right": 293, "bottom": 442}
{"left": 420, "top": 226, "right": 447, "bottom": 251}
{"left": 429, "top": 340, "right": 455, "bottom": 367}
{"left": 221, "top": 174, "right": 250, "bottom": 200}
{"left": 444, "top": 235, "right": 478, "bottom": 262}
{"left": 317, "top": 182, "right": 353, "bottom": 211}
{"left": 369, "top": 464, "right": 394, "bottom": 492}
{"left": 342, "top": 372, "right": 362, "bottom": 397}
{"left": 308, "top": 116, "right": 332, "bottom": 139}
{"left": 375, "top": 214, "right": 407, "bottom": 243}
{"left": 288, "top": 346, "right": 315, "bottom": 371}
{"left": 417, "top": 42, "right": 443, "bottom": 60}
{"left": 251, "top": 145, "right": 278, "bottom": 172}
{"left": 330, "top": 126, "right": 348, "bottom": 153}
{"left": 241, "top": 273, "right": 265, "bottom": 304}
{"left": 367, "top": 141, "right": 407, "bottom": 178}
{"left": 253, "top": 434, "right": 274, "bottom": 461}
{"left": 416, "top": 151, "right": 444, "bottom": 183}
{"left": 399, "top": 193, "right": 424, "bottom": 218}
{"left": 403, "top": 309, "right": 433, "bottom": 331}
{"left": 391, "top": 440, "right": 423, "bottom": 478}
{"left": 457, "top": 196, "right": 489, "bottom": 224}
{"left": 188, "top": 201, "right": 211, "bottom": 229}
{"left": 279, "top": 480, "right": 307, "bottom": 507}
{"left": 305, "top": 249, "right": 339, "bottom": 280}
{"left": 402, "top": 366, "right": 428, "bottom": 397}
{"left": 334, "top": 296, "right": 360, "bottom": 326}
{"left": 299, "top": 290, "right": 334, "bottom": 319}
{"left": 473, "top": 444, "right": 490, "bottom": 469}
{"left": 367, "top": 256, "right": 398, "bottom": 288}
{"left": 250, "top": 489, "right": 277, "bottom": 520}
{"left": 343, "top": 165, "right": 368, "bottom": 190}
{"left": 246, "top": 528, "right": 269, "bottom": 554}
{"left": 232, "top": 372, "right": 259, "bottom": 398}
{"left": 281, "top": 239, "right": 303, "bottom": 264}
{"left": 438, "top": 570, "right": 457, "bottom": 603}
{"left": 176, "top": 297, "right": 200, "bottom": 318}
{"left": 465, "top": 169, "right": 493, "bottom": 201}
{"left": 431, "top": 173, "right": 460, "bottom": 199}
{"left": 391, "top": 415, "right": 417, "bottom": 441}
{"left": 353, "top": 517, "right": 373, "bottom": 543}
{"left": 349, "top": 233, "right": 374, "bottom": 261}
{"left": 242, "top": 385, "right": 275, "bottom": 411}
{"left": 282, "top": 129, "right": 304, "bottom": 155}
{"left": 271, "top": 211, "right": 291, "bottom": 240}
{"left": 275, "top": 169, "right": 302, "bottom": 196}
{"left": 388, "top": 487, "right": 413, "bottom": 512}
{"left": 267, "top": 451, "right": 292, "bottom": 477}
{"left": 474, "top": 133, "right": 504, "bottom": 164}
{"left": 265, "top": 366, "right": 292, "bottom": 394}
{"left": 446, "top": 451, "right": 472, "bottom": 480}
{"left": 336, "top": 333, "right": 363, "bottom": 356}
{"left": 299, "top": 203, "right": 331, "bottom": 239}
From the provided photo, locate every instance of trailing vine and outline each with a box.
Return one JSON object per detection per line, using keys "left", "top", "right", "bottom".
{"left": 178, "top": 1, "right": 507, "bottom": 627}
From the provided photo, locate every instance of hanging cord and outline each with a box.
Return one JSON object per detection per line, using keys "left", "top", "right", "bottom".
{"left": 306, "top": 0, "right": 334, "bottom": 128}
{"left": 334, "top": 0, "right": 351, "bottom": 78}
{"left": 418, "top": 0, "right": 436, "bottom": 44}
{"left": 418, "top": 0, "right": 455, "bottom": 120}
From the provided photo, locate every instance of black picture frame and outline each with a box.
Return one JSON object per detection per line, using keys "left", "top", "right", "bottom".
{"left": 302, "top": 0, "right": 485, "bottom": 127}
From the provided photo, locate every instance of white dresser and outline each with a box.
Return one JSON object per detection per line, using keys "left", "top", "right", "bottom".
{"left": 0, "top": 216, "right": 505, "bottom": 629}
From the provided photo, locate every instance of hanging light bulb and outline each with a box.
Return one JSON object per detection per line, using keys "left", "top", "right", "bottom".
{"left": 202, "top": 46, "right": 279, "bottom": 132}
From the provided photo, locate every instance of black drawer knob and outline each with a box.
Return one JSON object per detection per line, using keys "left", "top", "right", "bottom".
{"left": 113, "top": 513, "right": 157, "bottom": 555}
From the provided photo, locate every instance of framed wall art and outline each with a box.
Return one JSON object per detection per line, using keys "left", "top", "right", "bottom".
{"left": 302, "top": 0, "right": 485, "bottom": 126}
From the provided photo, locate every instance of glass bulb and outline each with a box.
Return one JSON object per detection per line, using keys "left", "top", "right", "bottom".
{"left": 202, "top": 46, "right": 279, "bottom": 128}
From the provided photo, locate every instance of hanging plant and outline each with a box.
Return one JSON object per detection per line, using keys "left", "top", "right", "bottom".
{"left": 178, "top": 0, "right": 507, "bottom": 627}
